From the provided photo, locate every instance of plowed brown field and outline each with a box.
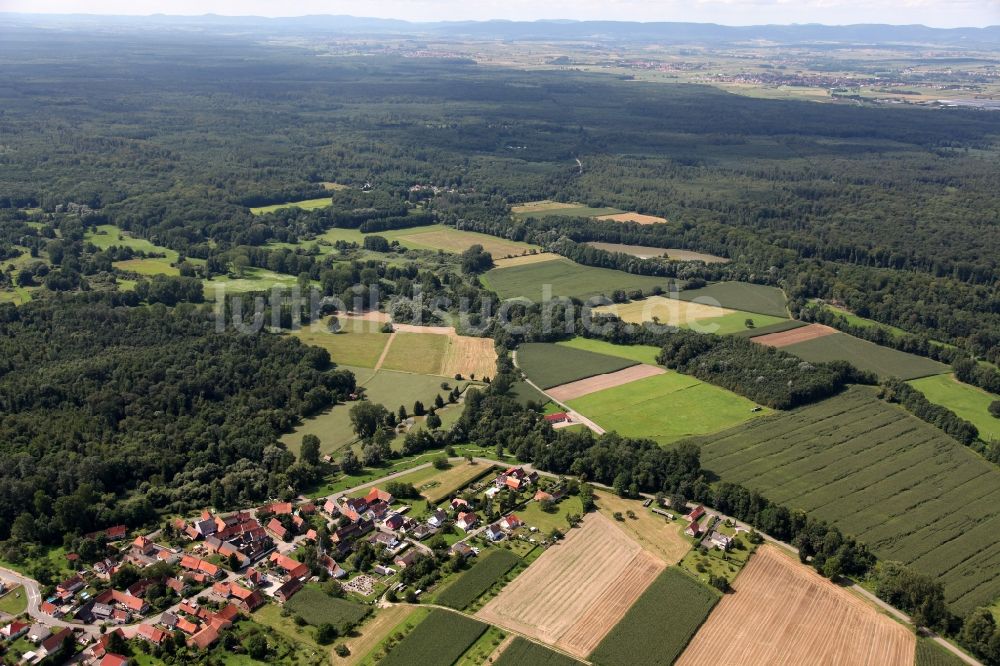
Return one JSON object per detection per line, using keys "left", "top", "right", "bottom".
{"left": 547, "top": 364, "right": 665, "bottom": 402}
{"left": 752, "top": 322, "right": 837, "bottom": 347}
{"left": 677, "top": 545, "right": 915, "bottom": 666}
{"left": 476, "top": 513, "right": 664, "bottom": 658}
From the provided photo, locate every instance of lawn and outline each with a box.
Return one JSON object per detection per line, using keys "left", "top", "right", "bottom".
{"left": 555, "top": 337, "right": 661, "bottom": 365}
{"left": 250, "top": 197, "right": 332, "bottom": 215}
{"left": 284, "top": 585, "right": 370, "bottom": 630}
{"left": 435, "top": 550, "right": 522, "bottom": 610}
{"left": 494, "top": 637, "right": 583, "bottom": 666}
{"left": 280, "top": 368, "right": 465, "bottom": 456}
{"left": 909, "top": 373, "right": 1000, "bottom": 441}
{"left": 588, "top": 568, "right": 720, "bottom": 666}
{"left": 379, "top": 609, "right": 488, "bottom": 666}
{"left": 204, "top": 267, "right": 304, "bottom": 297}
{"left": 380, "top": 332, "right": 449, "bottom": 375}
{"left": 783, "top": 331, "right": 949, "bottom": 380}
{"left": 483, "top": 256, "right": 671, "bottom": 303}
{"left": 0, "top": 585, "right": 27, "bottom": 615}
{"left": 697, "top": 385, "right": 1000, "bottom": 615}
{"left": 678, "top": 281, "right": 788, "bottom": 318}
{"left": 517, "top": 495, "right": 585, "bottom": 534}
{"left": 511, "top": 200, "right": 623, "bottom": 219}
{"left": 290, "top": 327, "right": 391, "bottom": 369}
{"left": 567, "top": 371, "right": 769, "bottom": 446}
{"left": 516, "top": 342, "right": 638, "bottom": 390}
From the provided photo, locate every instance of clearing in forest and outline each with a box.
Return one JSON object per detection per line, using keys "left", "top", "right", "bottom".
{"left": 677, "top": 545, "right": 915, "bottom": 666}
{"left": 476, "top": 513, "right": 664, "bottom": 658}
{"left": 547, "top": 364, "right": 666, "bottom": 402}
{"left": 594, "top": 211, "right": 667, "bottom": 224}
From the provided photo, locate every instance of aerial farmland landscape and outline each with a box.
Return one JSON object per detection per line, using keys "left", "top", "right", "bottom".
{"left": 0, "top": 2, "right": 999, "bottom": 665}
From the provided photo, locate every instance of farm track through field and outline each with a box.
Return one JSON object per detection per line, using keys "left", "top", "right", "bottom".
{"left": 677, "top": 546, "right": 914, "bottom": 666}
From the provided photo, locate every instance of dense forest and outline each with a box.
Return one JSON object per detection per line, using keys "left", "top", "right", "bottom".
{"left": 0, "top": 297, "right": 354, "bottom": 552}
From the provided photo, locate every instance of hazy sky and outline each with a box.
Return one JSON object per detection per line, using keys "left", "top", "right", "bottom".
{"left": 2, "top": 0, "right": 998, "bottom": 28}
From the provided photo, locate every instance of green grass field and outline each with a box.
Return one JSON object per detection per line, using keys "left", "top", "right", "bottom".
{"left": 909, "top": 374, "right": 1000, "bottom": 441}
{"left": 516, "top": 342, "right": 638, "bottom": 389}
{"left": 280, "top": 367, "right": 466, "bottom": 455}
{"left": 0, "top": 586, "right": 27, "bottom": 615}
{"left": 381, "top": 332, "right": 449, "bottom": 375}
{"left": 283, "top": 585, "right": 369, "bottom": 630}
{"left": 555, "top": 337, "right": 661, "bottom": 365}
{"left": 86, "top": 224, "right": 187, "bottom": 277}
{"left": 678, "top": 281, "right": 788, "bottom": 318}
{"left": 307, "top": 223, "right": 539, "bottom": 258}
{"left": 516, "top": 495, "right": 585, "bottom": 534}
{"left": 379, "top": 609, "right": 488, "bottom": 666}
{"left": 823, "top": 303, "right": 911, "bottom": 338}
{"left": 567, "top": 371, "right": 769, "bottom": 446}
{"left": 290, "top": 328, "right": 391, "bottom": 368}
{"left": 204, "top": 267, "right": 305, "bottom": 297}
{"left": 589, "top": 567, "right": 720, "bottom": 666}
{"left": 483, "top": 256, "right": 670, "bottom": 303}
{"left": 511, "top": 201, "right": 623, "bottom": 220}
{"left": 783, "top": 332, "right": 949, "bottom": 380}
{"left": 495, "top": 637, "right": 583, "bottom": 666}
{"left": 435, "top": 550, "right": 521, "bottom": 610}
{"left": 683, "top": 309, "right": 788, "bottom": 335}
{"left": 250, "top": 197, "right": 333, "bottom": 215}
{"left": 698, "top": 385, "right": 1000, "bottom": 615}
{"left": 735, "top": 319, "right": 807, "bottom": 338}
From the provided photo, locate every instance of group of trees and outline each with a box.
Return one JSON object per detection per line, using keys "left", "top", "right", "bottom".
{"left": 879, "top": 379, "right": 980, "bottom": 445}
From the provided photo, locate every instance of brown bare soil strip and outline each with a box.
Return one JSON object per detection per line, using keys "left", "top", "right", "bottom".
{"left": 547, "top": 364, "right": 666, "bottom": 402}
{"left": 441, "top": 335, "right": 497, "bottom": 380}
{"left": 596, "top": 212, "right": 668, "bottom": 225}
{"left": 476, "top": 513, "right": 664, "bottom": 658}
{"left": 752, "top": 322, "right": 838, "bottom": 348}
{"left": 492, "top": 252, "right": 561, "bottom": 269}
{"left": 677, "top": 545, "right": 915, "bottom": 666}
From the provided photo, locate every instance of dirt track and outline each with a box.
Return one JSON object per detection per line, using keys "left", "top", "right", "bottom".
{"left": 677, "top": 545, "right": 915, "bottom": 666}
{"left": 476, "top": 513, "right": 663, "bottom": 658}
{"left": 547, "top": 364, "right": 665, "bottom": 402}
{"left": 752, "top": 322, "right": 837, "bottom": 348}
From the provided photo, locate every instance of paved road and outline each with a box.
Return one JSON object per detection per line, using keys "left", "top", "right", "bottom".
{"left": 0, "top": 566, "right": 100, "bottom": 638}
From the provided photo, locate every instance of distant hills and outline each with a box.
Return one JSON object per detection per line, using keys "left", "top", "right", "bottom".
{"left": 1, "top": 13, "right": 998, "bottom": 46}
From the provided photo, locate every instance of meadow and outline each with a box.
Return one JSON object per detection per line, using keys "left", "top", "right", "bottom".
{"left": 291, "top": 327, "right": 392, "bottom": 369}
{"left": 589, "top": 567, "right": 719, "bottom": 666}
{"left": 313, "top": 223, "right": 539, "bottom": 258}
{"left": 204, "top": 267, "right": 304, "bottom": 296}
{"left": 483, "top": 256, "right": 670, "bottom": 303}
{"left": 510, "top": 200, "right": 623, "bottom": 219}
{"left": 593, "top": 294, "right": 786, "bottom": 335}
{"left": 698, "top": 386, "right": 1000, "bottom": 615}
{"left": 380, "top": 332, "right": 449, "bottom": 375}
{"left": 516, "top": 342, "right": 638, "bottom": 390}
{"left": 494, "top": 638, "right": 583, "bottom": 666}
{"left": 586, "top": 241, "right": 728, "bottom": 263}
{"left": 567, "top": 371, "right": 769, "bottom": 446}
{"left": 0, "top": 586, "right": 27, "bottom": 615}
{"left": 86, "top": 223, "right": 187, "bottom": 276}
{"left": 435, "top": 550, "right": 522, "bottom": 610}
{"left": 782, "top": 331, "right": 949, "bottom": 380}
{"left": 555, "top": 337, "right": 661, "bottom": 365}
{"left": 678, "top": 281, "right": 788, "bottom": 318}
{"left": 517, "top": 495, "right": 585, "bottom": 534}
{"left": 283, "top": 585, "right": 370, "bottom": 630}
{"left": 909, "top": 373, "right": 1000, "bottom": 441}
{"left": 250, "top": 197, "right": 332, "bottom": 215}
{"left": 379, "top": 609, "right": 488, "bottom": 666}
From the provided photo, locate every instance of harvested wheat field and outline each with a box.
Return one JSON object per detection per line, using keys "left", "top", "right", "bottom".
{"left": 595, "top": 211, "right": 668, "bottom": 225}
{"left": 593, "top": 295, "right": 733, "bottom": 326}
{"left": 476, "top": 513, "right": 664, "bottom": 658}
{"left": 492, "top": 252, "right": 561, "bottom": 268}
{"left": 441, "top": 335, "right": 497, "bottom": 380}
{"left": 547, "top": 364, "right": 665, "bottom": 402}
{"left": 752, "top": 322, "right": 838, "bottom": 348}
{"left": 677, "top": 545, "right": 915, "bottom": 666}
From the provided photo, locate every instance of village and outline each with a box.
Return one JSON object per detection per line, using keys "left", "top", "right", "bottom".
{"left": 0, "top": 461, "right": 575, "bottom": 665}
